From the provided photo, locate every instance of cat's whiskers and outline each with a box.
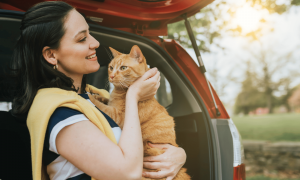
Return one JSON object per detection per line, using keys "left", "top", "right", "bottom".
{"left": 118, "top": 80, "right": 125, "bottom": 91}
{"left": 119, "top": 79, "right": 129, "bottom": 89}
{"left": 123, "top": 79, "right": 135, "bottom": 86}
{"left": 121, "top": 81, "right": 129, "bottom": 88}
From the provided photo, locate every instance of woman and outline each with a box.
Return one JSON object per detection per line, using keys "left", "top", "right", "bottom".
{"left": 11, "top": 1, "right": 187, "bottom": 180}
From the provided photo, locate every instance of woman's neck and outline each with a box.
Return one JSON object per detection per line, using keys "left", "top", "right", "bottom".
{"left": 71, "top": 75, "right": 83, "bottom": 94}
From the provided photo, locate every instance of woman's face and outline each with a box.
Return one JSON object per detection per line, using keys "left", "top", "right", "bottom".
{"left": 55, "top": 9, "right": 100, "bottom": 79}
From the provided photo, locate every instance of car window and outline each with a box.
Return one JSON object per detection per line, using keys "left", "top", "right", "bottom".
{"left": 154, "top": 71, "right": 172, "bottom": 107}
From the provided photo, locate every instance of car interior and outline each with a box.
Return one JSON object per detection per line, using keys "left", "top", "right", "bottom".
{"left": 0, "top": 11, "right": 214, "bottom": 180}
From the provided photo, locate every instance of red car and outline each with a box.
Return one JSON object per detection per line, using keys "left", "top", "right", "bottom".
{"left": 0, "top": 0, "right": 245, "bottom": 180}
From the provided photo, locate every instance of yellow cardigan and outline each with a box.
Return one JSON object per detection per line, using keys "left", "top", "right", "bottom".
{"left": 27, "top": 85, "right": 117, "bottom": 180}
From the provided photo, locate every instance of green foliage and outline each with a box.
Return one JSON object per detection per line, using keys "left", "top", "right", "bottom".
{"left": 232, "top": 113, "right": 300, "bottom": 141}
{"left": 166, "top": 0, "right": 300, "bottom": 109}
{"left": 167, "top": 0, "right": 300, "bottom": 50}
{"left": 275, "top": 85, "right": 300, "bottom": 111}
{"left": 167, "top": 16, "right": 212, "bottom": 52}
{"left": 248, "top": 0, "right": 287, "bottom": 14}
{"left": 247, "top": 175, "right": 300, "bottom": 180}
{"left": 234, "top": 63, "right": 267, "bottom": 114}
{"left": 167, "top": 1, "right": 227, "bottom": 52}
{"left": 292, "top": 0, "right": 300, "bottom": 5}
{"left": 235, "top": 90, "right": 267, "bottom": 114}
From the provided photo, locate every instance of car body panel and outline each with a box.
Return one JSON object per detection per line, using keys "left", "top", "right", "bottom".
{"left": 158, "top": 39, "right": 230, "bottom": 119}
{"left": 0, "top": 0, "right": 213, "bottom": 36}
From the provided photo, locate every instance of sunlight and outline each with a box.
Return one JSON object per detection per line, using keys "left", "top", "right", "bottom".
{"left": 232, "top": 4, "right": 264, "bottom": 34}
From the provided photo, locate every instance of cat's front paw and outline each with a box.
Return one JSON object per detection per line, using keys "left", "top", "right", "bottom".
{"left": 92, "top": 94, "right": 109, "bottom": 105}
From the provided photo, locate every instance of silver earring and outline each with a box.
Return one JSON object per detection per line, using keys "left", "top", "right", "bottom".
{"left": 53, "top": 64, "right": 58, "bottom": 70}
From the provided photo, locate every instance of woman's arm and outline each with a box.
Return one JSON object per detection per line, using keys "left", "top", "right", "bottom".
{"left": 56, "top": 68, "right": 160, "bottom": 180}
{"left": 143, "top": 143, "right": 187, "bottom": 180}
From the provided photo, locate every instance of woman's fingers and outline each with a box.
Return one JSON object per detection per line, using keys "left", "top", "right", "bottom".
{"left": 145, "top": 69, "right": 160, "bottom": 83}
{"left": 143, "top": 154, "right": 163, "bottom": 162}
{"left": 142, "top": 170, "right": 171, "bottom": 179}
{"left": 148, "top": 142, "right": 170, "bottom": 149}
{"left": 157, "top": 75, "right": 161, "bottom": 83}
{"left": 128, "top": 67, "right": 161, "bottom": 101}
{"left": 166, "top": 176, "right": 175, "bottom": 180}
{"left": 141, "top": 67, "right": 158, "bottom": 81}
{"left": 143, "top": 162, "right": 164, "bottom": 169}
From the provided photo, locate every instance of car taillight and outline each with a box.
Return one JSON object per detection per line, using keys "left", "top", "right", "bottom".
{"left": 228, "top": 119, "right": 246, "bottom": 180}
{"left": 234, "top": 164, "right": 246, "bottom": 180}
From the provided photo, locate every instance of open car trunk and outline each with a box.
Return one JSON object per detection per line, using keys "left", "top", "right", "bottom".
{"left": 0, "top": 9, "right": 221, "bottom": 180}
{"left": 87, "top": 24, "right": 216, "bottom": 180}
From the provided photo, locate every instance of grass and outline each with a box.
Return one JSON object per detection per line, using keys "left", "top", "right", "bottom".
{"left": 247, "top": 176, "right": 300, "bottom": 180}
{"left": 232, "top": 113, "right": 300, "bottom": 142}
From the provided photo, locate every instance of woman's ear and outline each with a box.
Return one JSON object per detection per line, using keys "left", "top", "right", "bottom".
{"left": 42, "top": 46, "right": 57, "bottom": 66}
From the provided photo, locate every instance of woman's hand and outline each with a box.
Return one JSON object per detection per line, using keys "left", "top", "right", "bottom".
{"left": 128, "top": 68, "right": 161, "bottom": 102}
{"left": 142, "top": 143, "right": 187, "bottom": 180}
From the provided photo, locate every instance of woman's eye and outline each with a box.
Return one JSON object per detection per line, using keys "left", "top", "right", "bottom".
{"left": 120, "top": 66, "right": 127, "bottom": 70}
{"left": 110, "top": 66, "right": 113, "bottom": 70}
{"left": 79, "top": 37, "right": 86, "bottom": 42}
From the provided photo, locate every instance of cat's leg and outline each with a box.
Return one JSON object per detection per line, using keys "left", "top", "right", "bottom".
{"left": 92, "top": 94, "right": 109, "bottom": 105}
{"left": 88, "top": 94, "right": 124, "bottom": 126}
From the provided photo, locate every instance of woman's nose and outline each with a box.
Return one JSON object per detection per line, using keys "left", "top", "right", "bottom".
{"left": 90, "top": 36, "right": 100, "bottom": 49}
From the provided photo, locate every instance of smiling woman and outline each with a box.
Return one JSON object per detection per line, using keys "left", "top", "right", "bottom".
{"left": 42, "top": 9, "right": 100, "bottom": 93}
{"left": 8, "top": 1, "right": 187, "bottom": 180}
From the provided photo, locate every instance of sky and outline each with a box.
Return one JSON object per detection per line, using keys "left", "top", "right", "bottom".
{"left": 184, "top": 1, "right": 300, "bottom": 115}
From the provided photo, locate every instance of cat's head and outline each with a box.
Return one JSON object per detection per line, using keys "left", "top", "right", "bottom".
{"left": 108, "top": 45, "right": 149, "bottom": 89}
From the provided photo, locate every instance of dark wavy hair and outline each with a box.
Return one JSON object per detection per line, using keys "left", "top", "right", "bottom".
{"left": 10, "top": 1, "right": 87, "bottom": 118}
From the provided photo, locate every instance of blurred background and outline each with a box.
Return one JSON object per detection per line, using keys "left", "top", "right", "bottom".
{"left": 165, "top": 0, "right": 300, "bottom": 179}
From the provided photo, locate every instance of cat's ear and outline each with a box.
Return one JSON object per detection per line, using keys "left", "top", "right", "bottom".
{"left": 129, "top": 45, "right": 144, "bottom": 63}
{"left": 109, "top": 47, "right": 122, "bottom": 58}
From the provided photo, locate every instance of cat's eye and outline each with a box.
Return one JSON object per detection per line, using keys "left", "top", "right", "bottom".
{"left": 120, "top": 66, "right": 127, "bottom": 70}
{"left": 109, "top": 66, "right": 113, "bottom": 70}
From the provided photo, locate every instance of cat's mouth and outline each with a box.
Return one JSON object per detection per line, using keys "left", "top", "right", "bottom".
{"left": 110, "top": 79, "right": 131, "bottom": 89}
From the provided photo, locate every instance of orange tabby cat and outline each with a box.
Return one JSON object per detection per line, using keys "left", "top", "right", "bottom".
{"left": 89, "top": 45, "right": 191, "bottom": 180}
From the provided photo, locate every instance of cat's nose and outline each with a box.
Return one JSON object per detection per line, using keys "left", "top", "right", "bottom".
{"left": 110, "top": 75, "right": 115, "bottom": 79}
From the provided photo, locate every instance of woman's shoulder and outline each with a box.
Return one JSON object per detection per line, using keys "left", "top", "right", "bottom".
{"left": 47, "top": 107, "right": 88, "bottom": 134}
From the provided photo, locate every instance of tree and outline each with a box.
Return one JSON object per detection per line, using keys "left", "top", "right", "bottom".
{"left": 166, "top": 0, "right": 300, "bottom": 109}
{"left": 167, "top": 1, "right": 229, "bottom": 52}
{"left": 288, "top": 85, "right": 300, "bottom": 111}
{"left": 167, "top": 0, "right": 300, "bottom": 52}
{"left": 248, "top": 45, "right": 299, "bottom": 113}
{"left": 234, "top": 61, "right": 267, "bottom": 114}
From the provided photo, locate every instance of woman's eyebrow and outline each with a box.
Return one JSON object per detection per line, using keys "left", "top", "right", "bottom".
{"left": 74, "top": 30, "right": 87, "bottom": 38}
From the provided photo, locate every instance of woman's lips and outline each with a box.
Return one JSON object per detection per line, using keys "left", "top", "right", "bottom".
{"left": 86, "top": 53, "right": 97, "bottom": 61}
{"left": 87, "top": 55, "right": 97, "bottom": 61}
